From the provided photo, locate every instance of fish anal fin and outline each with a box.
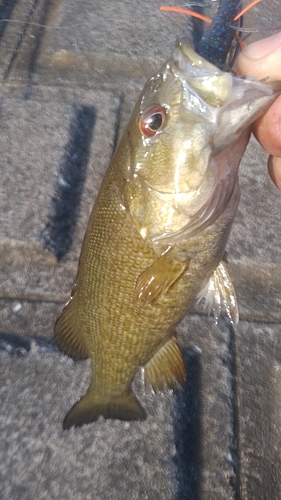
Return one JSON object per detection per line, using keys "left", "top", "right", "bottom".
{"left": 144, "top": 335, "right": 186, "bottom": 391}
{"left": 197, "top": 260, "right": 239, "bottom": 325}
{"left": 54, "top": 297, "right": 89, "bottom": 360}
{"left": 134, "top": 248, "right": 188, "bottom": 305}
{"left": 63, "top": 391, "right": 146, "bottom": 429}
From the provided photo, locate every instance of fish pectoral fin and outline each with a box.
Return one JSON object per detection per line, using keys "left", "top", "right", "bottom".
{"left": 54, "top": 296, "right": 89, "bottom": 360}
{"left": 63, "top": 391, "right": 146, "bottom": 429}
{"left": 197, "top": 261, "right": 239, "bottom": 325}
{"left": 134, "top": 248, "right": 188, "bottom": 305}
{"left": 144, "top": 335, "right": 186, "bottom": 391}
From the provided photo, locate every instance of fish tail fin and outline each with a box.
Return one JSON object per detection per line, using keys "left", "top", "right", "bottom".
{"left": 63, "top": 390, "right": 146, "bottom": 429}
{"left": 54, "top": 295, "right": 89, "bottom": 360}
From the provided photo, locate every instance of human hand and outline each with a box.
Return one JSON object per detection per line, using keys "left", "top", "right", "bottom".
{"left": 237, "top": 32, "right": 281, "bottom": 190}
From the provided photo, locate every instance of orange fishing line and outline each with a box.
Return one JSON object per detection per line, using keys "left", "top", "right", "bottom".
{"left": 160, "top": 6, "right": 212, "bottom": 24}
{"left": 160, "top": 1, "right": 263, "bottom": 50}
{"left": 234, "top": 0, "right": 263, "bottom": 21}
{"left": 160, "top": 1, "right": 263, "bottom": 25}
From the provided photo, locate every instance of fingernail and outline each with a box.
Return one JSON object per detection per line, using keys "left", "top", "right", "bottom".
{"left": 244, "top": 32, "right": 281, "bottom": 60}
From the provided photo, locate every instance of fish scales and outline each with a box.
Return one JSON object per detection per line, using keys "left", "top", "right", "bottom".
{"left": 55, "top": 1, "right": 281, "bottom": 428}
{"left": 56, "top": 135, "right": 239, "bottom": 428}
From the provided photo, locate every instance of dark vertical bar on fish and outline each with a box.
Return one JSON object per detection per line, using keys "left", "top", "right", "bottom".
{"left": 196, "top": 0, "right": 241, "bottom": 66}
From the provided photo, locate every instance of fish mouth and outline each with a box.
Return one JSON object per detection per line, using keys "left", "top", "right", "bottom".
{"left": 172, "top": 37, "right": 234, "bottom": 109}
{"left": 130, "top": 41, "right": 279, "bottom": 247}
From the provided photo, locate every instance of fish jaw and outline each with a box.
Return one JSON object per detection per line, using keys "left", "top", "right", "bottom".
{"left": 172, "top": 38, "right": 281, "bottom": 151}
{"left": 126, "top": 40, "right": 281, "bottom": 248}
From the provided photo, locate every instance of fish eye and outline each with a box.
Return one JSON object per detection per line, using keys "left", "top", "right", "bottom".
{"left": 139, "top": 105, "right": 167, "bottom": 138}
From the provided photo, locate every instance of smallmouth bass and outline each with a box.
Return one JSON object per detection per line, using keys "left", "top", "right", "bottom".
{"left": 55, "top": 36, "right": 281, "bottom": 429}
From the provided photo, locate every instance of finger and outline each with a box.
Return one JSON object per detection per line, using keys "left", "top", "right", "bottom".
{"left": 268, "top": 155, "right": 281, "bottom": 190}
{"left": 252, "top": 96, "right": 281, "bottom": 157}
{"left": 237, "top": 33, "right": 281, "bottom": 162}
{"left": 237, "top": 33, "right": 281, "bottom": 82}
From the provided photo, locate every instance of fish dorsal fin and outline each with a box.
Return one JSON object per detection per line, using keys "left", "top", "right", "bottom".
{"left": 197, "top": 260, "right": 239, "bottom": 325}
{"left": 144, "top": 335, "right": 186, "bottom": 391}
{"left": 54, "top": 295, "right": 89, "bottom": 360}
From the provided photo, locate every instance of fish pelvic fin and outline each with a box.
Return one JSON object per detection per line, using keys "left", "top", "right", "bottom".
{"left": 144, "top": 335, "right": 186, "bottom": 391}
{"left": 197, "top": 260, "right": 239, "bottom": 326}
{"left": 54, "top": 296, "right": 89, "bottom": 360}
{"left": 63, "top": 391, "right": 146, "bottom": 429}
{"left": 134, "top": 248, "right": 188, "bottom": 305}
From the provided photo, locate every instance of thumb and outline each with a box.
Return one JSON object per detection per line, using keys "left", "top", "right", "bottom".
{"left": 237, "top": 33, "right": 281, "bottom": 190}
{"left": 237, "top": 32, "right": 281, "bottom": 82}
